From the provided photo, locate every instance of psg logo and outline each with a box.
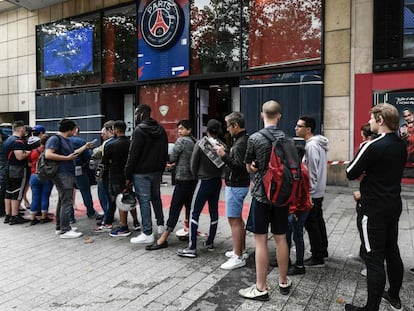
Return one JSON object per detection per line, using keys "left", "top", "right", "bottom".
{"left": 141, "top": 0, "right": 183, "bottom": 49}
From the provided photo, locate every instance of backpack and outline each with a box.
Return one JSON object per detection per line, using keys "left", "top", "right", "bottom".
{"left": 36, "top": 135, "right": 61, "bottom": 182}
{"left": 260, "top": 128, "right": 310, "bottom": 210}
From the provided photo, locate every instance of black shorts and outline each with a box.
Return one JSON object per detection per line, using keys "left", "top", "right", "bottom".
{"left": 246, "top": 198, "right": 289, "bottom": 235}
{"left": 5, "top": 177, "right": 27, "bottom": 201}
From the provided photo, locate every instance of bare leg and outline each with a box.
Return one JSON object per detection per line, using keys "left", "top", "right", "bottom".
{"left": 254, "top": 233, "right": 269, "bottom": 291}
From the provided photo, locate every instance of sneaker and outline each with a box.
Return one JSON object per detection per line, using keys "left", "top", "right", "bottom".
{"left": 3, "top": 215, "right": 10, "bottom": 224}
{"left": 70, "top": 219, "right": 76, "bottom": 224}
{"left": 303, "top": 257, "right": 325, "bottom": 268}
{"left": 344, "top": 304, "right": 365, "bottom": 311}
{"left": 360, "top": 268, "right": 367, "bottom": 277}
{"left": 177, "top": 247, "right": 197, "bottom": 258}
{"left": 157, "top": 225, "right": 164, "bottom": 235}
{"left": 220, "top": 255, "right": 246, "bottom": 270}
{"left": 94, "top": 224, "right": 112, "bottom": 232}
{"left": 109, "top": 227, "right": 131, "bottom": 237}
{"left": 95, "top": 213, "right": 104, "bottom": 221}
{"left": 203, "top": 241, "right": 215, "bottom": 251}
{"left": 382, "top": 290, "right": 402, "bottom": 311}
{"left": 279, "top": 277, "right": 292, "bottom": 295}
{"left": 40, "top": 217, "right": 53, "bottom": 224}
{"left": 9, "top": 215, "right": 29, "bottom": 225}
{"left": 60, "top": 229, "right": 83, "bottom": 239}
{"left": 225, "top": 250, "right": 249, "bottom": 260}
{"left": 133, "top": 221, "right": 141, "bottom": 231}
{"left": 287, "top": 264, "right": 306, "bottom": 275}
{"left": 238, "top": 284, "right": 269, "bottom": 301}
{"left": 410, "top": 268, "right": 414, "bottom": 275}
{"left": 30, "top": 219, "right": 40, "bottom": 226}
{"left": 130, "top": 232, "right": 155, "bottom": 244}
{"left": 55, "top": 227, "right": 78, "bottom": 235}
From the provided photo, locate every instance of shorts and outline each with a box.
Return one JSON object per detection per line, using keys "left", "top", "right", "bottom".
{"left": 246, "top": 197, "right": 289, "bottom": 235}
{"left": 225, "top": 186, "right": 249, "bottom": 218}
{"left": 5, "top": 177, "right": 27, "bottom": 201}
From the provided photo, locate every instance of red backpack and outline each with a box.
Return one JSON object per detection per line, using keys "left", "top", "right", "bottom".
{"left": 260, "top": 129, "right": 311, "bottom": 211}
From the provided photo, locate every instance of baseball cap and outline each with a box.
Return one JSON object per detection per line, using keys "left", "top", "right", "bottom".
{"left": 33, "top": 125, "right": 46, "bottom": 135}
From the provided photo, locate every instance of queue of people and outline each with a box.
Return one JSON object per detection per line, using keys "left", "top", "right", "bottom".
{"left": 0, "top": 101, "right": 412, "bottom": 311}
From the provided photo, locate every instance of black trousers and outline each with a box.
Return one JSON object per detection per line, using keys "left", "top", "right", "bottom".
{"left": 357, "top": 211, "right": 403, "bottom": 311}
{"left": 166, "top": 180, "right": 197, "bottom": 232}
{"left": 304, "top": 197, "right": 328, "bottom": 260}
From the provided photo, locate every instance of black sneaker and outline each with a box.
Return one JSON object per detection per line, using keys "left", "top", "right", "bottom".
{"left": 303, "top": 257, "right": 325, "bottom": 268}
{"left": 40, "top": 217, "right": 53, "bottom": 224}
{"left": 382, "top": 290, "right": 402, "bottom": 310}
{"left": 279, "top": 277, "right": 292, "bottom": 295}
{"left": 133, "top": 221, "right": 141, "bottom": 231}
{"left": 30, "top": 219, "right": 40, "bottom": 226}
{"left": 3, "top": 215, "right": 10, "bottom": 224}
{"left": 344, "top": 304, "right": 365, "bottom": 311}
{"left": 287, "top": 264, "right": 306, "bottom": 275}
{"left": 9, "top": 215, "right": 29, "bottom": 225}
{"left": 203, "top": 241, "right": 215, "bottom": 251}
{"left": 410, "top": 268, "right": 414, "bottom": 275}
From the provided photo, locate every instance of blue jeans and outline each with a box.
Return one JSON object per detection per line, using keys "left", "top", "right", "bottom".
{"left": 132, "top": 172, "right": 164, "bottom": 235}
{"left": 98, "top": 174, "right": 111, "bottom": 223}
{"left": 75, "top": 168, "right": 96, "bottom": 217}
{"left": 287, "top": 211, "right": 309, "bottom": 266}
{"left": 29, "top": 174, "right": 53, "bottom": 214}
{"left": 189, "top": 177, "right": 222, "bottom": 249}
{"left": 53, "top": 173, "right": 75, "bottom": 233}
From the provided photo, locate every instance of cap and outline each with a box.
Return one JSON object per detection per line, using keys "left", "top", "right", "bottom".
{"left": 206, "top": 119, "right": 222, "bottom": 135}
{"left": 33, "top": 125, "right": 46, "bottom": 135}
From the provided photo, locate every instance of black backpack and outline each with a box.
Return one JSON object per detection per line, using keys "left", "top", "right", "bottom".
{"left": 36, "top": 135, "right": 62, "bottom": 182}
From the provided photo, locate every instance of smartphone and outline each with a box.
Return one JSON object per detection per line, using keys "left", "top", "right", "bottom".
{"left": 91, "top": 138, "right": 98, "bottom": 144}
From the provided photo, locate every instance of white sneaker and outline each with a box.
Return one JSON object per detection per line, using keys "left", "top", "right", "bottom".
{"left": 221, "top": 255, "right": 246, "bottom": 270}
{"left": 130, "top": 232, "right": 155, "bottom": 244}
{"left": 55, "top": 227, "right": 78, "bottom": 235}
{"left": 225, "top": 250, "right": 249, "bottom": 260}
{"left": 360, "top": 268, "right": 367, "bottom": 276}
{"left": 158, "top": 225, "right": 164, "bottom": 235}
{"left": 60, "top": 229, "right": 83, "bottom": 239}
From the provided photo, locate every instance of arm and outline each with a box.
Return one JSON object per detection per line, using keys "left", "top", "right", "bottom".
{"left": 244, "top": 137, "right": 258, "bottom": 173}
{"left": 125, "top": 128, "right": 144, "bottom": 179}
{"left": 169, "top": 138, "right": 184, "bottom": 164}
{"left": 190, "top": 143, "right": 201, "bottom": 177}
{"left": 346, "top": 143, "right": 370, "bottom": 181}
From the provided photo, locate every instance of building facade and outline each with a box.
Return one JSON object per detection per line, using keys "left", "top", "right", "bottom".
{"left": 0, "top": 0, "right": 409, "bottom": 185}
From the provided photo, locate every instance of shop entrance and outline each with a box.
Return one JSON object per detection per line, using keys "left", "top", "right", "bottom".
{"left": 194, "top": 79, "right": 240, "bottom": 139}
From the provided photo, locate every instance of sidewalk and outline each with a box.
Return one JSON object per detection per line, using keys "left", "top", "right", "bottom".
{"left": 0, "top": 180, "right": 414, "bottom": 311}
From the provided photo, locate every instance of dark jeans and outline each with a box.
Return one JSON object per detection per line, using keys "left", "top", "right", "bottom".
{"left": 304, "top": 197, "right": 328, "bottom": 260}
{"left": 98, "top": 173, "right": 112, "bottom": 224}
{"left": 74, "top": 169, "right": 96, "bottom": 217}
{"left": 29, "top": 174, "right": 53, "bottom": 213}
{"left": 0, "top": 179, "right": 5, "bottom": 216}
{"left": 357, "top": 211, "right": 403, "bottom": 311}
{"left": 165, "top": 180, "right": 197, "bottom": 232}
{"left": 189, "top": 177, "right": 222, "bottom": 249}
{"left": 287, "top": 211, "right": 309, "bottom": 266}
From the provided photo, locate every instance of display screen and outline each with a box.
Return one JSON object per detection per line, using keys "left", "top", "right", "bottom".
{"left": 43, "top": 26, "right": 93, "bottom": 77}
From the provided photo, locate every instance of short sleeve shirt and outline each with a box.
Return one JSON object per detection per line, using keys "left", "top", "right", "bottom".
{"left": 245, "top": 127, "right": 285, "bottom": 203}
{"left": 3, "top": 135, "right": 27, "bottom": 166}
{"left": 46, "top": 135, "right": 75, "bottom": 175}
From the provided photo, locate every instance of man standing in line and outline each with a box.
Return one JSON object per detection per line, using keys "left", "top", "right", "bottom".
{"left": 295, "top": 115, "right": 329, "bottom": 267}
{"left": 93, "top": 120, "right": 116, "bottom": 231}
{"left": 127, "top": 104, "right": 168, "bottom": 244}
{"left": 104, "top": 120, "right": 140, "bottom": 237}
{"left": 238, "top": 100, "right": 292, "bottom": 301}
{"left": 46, "top": 119, "right": 95, "bottom": 239}
{"left": 345, "top": 103, "right": 406, "bottom": 311}
{"left": 3, "top": 120, "right": 29, "bottom": 225}
{"left": 215, "top": 112, "right": 250, "bottom": 270}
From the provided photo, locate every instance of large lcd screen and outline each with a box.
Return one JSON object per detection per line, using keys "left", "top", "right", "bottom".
{"left": 43, "top": 26, "right": 93, "bottom": 77}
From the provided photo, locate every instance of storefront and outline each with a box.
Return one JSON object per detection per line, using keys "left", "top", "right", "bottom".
{"left": 34, "top": 0, "right": 324, "bottom": 142}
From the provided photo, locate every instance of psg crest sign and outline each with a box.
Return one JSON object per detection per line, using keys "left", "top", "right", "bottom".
{"left": 141, "top": 0, "right": 184, "bottom": 49}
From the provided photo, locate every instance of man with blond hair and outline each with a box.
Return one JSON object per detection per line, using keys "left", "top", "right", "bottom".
{"left": 346, "top": 103, "right": 406, "bottom": 311}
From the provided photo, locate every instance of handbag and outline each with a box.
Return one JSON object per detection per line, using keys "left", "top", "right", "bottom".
{"left": 116, "top": 186, "right": 137, "bottom": 211}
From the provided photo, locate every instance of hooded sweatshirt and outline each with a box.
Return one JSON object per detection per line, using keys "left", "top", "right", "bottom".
{"left": 303, "top": 135, "right": 329, "bottom": 199}
{"left": 125, "top": 118, "right": 168, "bottom": 178}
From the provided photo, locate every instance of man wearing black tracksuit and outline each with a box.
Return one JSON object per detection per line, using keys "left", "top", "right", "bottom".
{"left": 345, "top": 103, "right": 406, "bottom": 311}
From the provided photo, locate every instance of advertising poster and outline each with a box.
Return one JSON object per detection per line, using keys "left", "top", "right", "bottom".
{"left": 384, "top": 91, "right": 414, "bottom": 178}
{"left": 137, "top": 0, "right": 189, "bottom": 80}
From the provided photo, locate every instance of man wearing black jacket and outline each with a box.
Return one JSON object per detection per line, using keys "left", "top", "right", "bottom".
{"left": 126, "top": 104, "right": 168, "bottom": 245}
{"left": 216, "top": 112, "right": 250, "bottom": 270}
{"left": 345, "top": 103, "right": 406, "bottom": 311}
